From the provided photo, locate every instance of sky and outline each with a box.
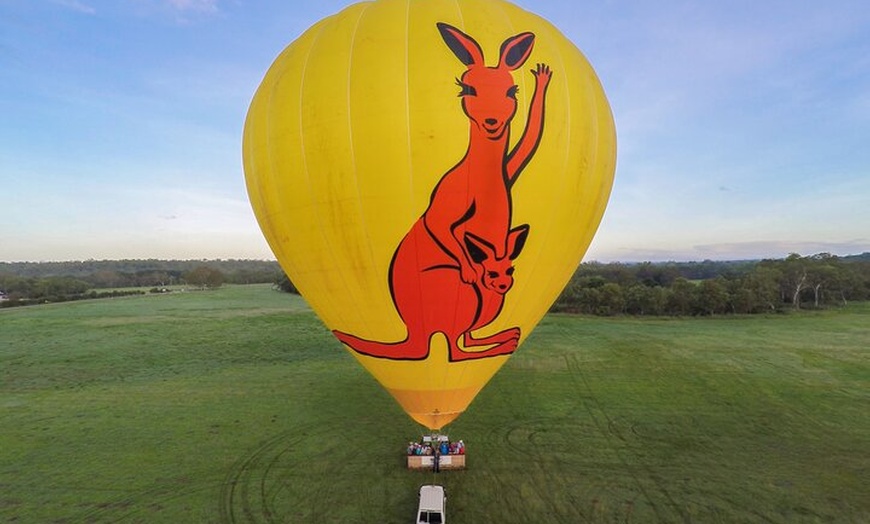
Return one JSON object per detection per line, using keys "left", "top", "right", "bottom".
{"left": 1, "top": 0, "right": 868, "bottom": 263}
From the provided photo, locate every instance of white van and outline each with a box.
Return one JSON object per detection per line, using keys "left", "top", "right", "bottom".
{"left": 416, "top": 484, "right": 446, "bottom": 524}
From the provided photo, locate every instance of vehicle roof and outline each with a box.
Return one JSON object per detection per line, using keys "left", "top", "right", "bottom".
{"left": 419, "top": 485, "right": 445, "bottom": 511}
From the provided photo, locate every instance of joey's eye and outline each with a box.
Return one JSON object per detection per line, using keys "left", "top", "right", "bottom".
{"left": 488, "top": 271, "right": 499, "bottom": 279}
{"left": 506, "top": 85, "right": 519, "bottom": 99}
{"left": 456, "top": 78, "right": 477, "bottom": 97}
{"left": 506, "top": 267, "right": 515, "bottom": 276}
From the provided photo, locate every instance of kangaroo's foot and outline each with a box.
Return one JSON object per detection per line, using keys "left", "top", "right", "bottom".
{"left": 450, "top": 328, "right": 520, "bottom": 361}
{"left": 332, "top": 330, "right": 430, "bottom": 360}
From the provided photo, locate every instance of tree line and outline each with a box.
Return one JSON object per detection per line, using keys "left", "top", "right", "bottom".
{"left": 551, "top": 252, "right": 870, "bottom": 316}
{"left": 0, "top": 259, "right": 283, "bottom": 307}
{"left": 3, "top": 253, "right": 868, "bottom": 315}
{"left": 0, "top": 259, "right": 281, "bottom": 282}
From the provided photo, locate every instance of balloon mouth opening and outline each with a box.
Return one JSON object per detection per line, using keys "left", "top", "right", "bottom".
{"left": 413, "top": 408, "right": 465, "bottom": 432}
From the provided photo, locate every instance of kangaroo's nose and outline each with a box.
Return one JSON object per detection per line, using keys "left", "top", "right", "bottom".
{"left": 485, "top": 118, "right": 498, "bottom": 126}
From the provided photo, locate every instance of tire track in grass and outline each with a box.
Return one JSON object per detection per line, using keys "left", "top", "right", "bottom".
{"left": 487, "top": 415, "right": 658, "bottom": 523}
{"left": 476, "top": 421, "right": 542, "bottom": 523}
{"left": 261, "top": 442, "right": 297, "bottom": 522}
{"left": 480, "top": 412, "right": 593, "bottom": 523}
{"left": 751, "top": 354, "right": 849, "bottom": 432}
{"left": 220, "top": 426, "right": 307, "bottom": 523}
{"left": 505, "top": 419, "right": 581, "bottom": 523}
{"left": 219, "top": 420, "right": 333, "bottom": 524}
{"left": 72, "top": 481, "right": 222, "bottom": 523}
{"left": 564, "top": 353, "right": 688, "bottom": 523}
{"left": 698, "top": 359, "right": 830, "bottom": 524}
{"left": 564, "top": 353, "right": 786, "bottom": 524}
{"left": 289, "top": 430, "right": 356, "bottom": 524}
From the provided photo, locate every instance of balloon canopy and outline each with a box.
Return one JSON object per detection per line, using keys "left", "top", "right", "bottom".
{"left": 243, "top": 0, "right": 616, "bottom": 430}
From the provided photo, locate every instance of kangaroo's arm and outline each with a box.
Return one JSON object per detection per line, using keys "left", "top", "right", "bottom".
{"left": 506, "top": 64, "right": 552, "bottom": 184}
{"left": 423, "top": 174, "right": 478, "bottom": 284}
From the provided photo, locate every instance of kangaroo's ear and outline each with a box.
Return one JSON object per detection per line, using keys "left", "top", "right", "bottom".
{"left": 464, "top": 231, "right": 495, "bottom": 264}
{"left": 507, "top": 224, "right": 530, "bottom": 260}
{"left": 499, "top": 32, "right": 535, "bottom": 71}
{"left": 437, "top": 22, "right": 485, "bottom": 66}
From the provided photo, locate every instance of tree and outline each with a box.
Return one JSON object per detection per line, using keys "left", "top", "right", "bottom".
{"left": 695, "top": 278, "right": 729, "bottom": 315}
{"left": 88, "top": 270, "right": 125, "bottom": 288}
{"left": 635, "top": 262, "right": 679, "bottom": 287}
{"left": 0, "top": 275, "right": 33, "bottom": 298}
{"left": 596, "top": 283, "right": 625, "bottom": 316}
{"left": 781, "top": 253, "right": 809, "bottom": 309}
{"left": 665, "top": 278, "right": 695, "bottom": 316}
{"left": 830, "top": 264, "right": 866, "bottom": 305}
{"left": 274, "top": 273, "right": 299, "bottom": 294}
{"left": 31, "top": 277, "right": 90, "bottom": 299}
{"left": 624, "top": 283, "right": 665, "bottom": 315}
{"left": 805, "top": 253, "right": 839, "bottom": 308}
{"left": 184, "top": 266, "right": 225, "bottom": 289}
{"left": 735, "top": 267, "right": 780, "bottom": 313}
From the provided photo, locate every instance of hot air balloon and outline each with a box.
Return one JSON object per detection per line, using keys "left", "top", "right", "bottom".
{"left": 243, "top": 0, "right": 616, "bottom": 430}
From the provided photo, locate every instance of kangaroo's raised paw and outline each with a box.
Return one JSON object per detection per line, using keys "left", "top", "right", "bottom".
{"left": 532, "top": 63, "right": 552, "bottom": 84}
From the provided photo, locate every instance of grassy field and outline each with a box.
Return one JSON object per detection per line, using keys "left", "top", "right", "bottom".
{"left": 1, "top": 285, "right": 867, "bottom": 523}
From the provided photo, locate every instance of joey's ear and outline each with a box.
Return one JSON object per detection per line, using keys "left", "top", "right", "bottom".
{"left": 498, "top": 32, "right": 535, "bottom": 70}
{"left": 464, "top": 232, "right": 495, "bottom": 264}
{"left": 437, "top": 22, "right": 485, "bottom": 66}
{"left": 507, "top": 224, "right": 530, "bottom": 260}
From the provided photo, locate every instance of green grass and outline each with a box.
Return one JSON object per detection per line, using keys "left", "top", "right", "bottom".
{"left": 1, "top": 286, "right": 868, "bottom": 523}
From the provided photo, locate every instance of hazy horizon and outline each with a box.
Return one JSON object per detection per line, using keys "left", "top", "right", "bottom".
{"left": 3, "top": 249, "right": 868, "bottom": 266}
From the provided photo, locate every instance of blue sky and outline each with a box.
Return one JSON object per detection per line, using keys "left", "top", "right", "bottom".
{"left": 1, "top": 0, "right": 868, "bottom": 263}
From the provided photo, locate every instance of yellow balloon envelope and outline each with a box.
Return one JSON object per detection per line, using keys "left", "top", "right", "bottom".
{"left": 243, "top": 0, "right": 616, "bottom": 430}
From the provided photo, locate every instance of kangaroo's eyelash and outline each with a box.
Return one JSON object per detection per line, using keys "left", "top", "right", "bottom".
{"left": 507, "top": 85, "right": 519, "bottom": 99}
{"left": 455, "top": 78, "right": 477, "bottom": 97}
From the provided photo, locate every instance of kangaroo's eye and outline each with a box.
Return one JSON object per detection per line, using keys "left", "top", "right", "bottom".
{"left": 506, "top": 267, "right": 515, "bottom": 276}
{"left": 456, "top": 78, "right": 477, "bottom": 97}
{"left": 506, "top": 85, "right": 519, "bottom": 99}
{"left": 488, "top": 271, "right": 499, "bottom": 279}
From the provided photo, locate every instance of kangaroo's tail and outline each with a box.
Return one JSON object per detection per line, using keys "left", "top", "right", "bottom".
{"left": 332, "top": 330, "right": 430, "bottom": 361}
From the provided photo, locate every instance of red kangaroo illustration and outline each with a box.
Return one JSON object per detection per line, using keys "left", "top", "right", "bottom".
{"left": 333, "top": 22, "right": 551, "bottom": 361}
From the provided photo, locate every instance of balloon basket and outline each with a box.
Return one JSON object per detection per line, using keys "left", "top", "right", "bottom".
{"left": 405, "top": 434, "right": 466, "bottom": 471}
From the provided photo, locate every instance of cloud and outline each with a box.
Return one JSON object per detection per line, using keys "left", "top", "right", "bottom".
{"left": 164, "top": 0, "right": 219, "bottom": 14}
{"left": 123, "top": 0, "right": 221, "bottom": 23}
{"left": 585, "top": 239, "right": 870, "bottom": 264}
{"left": 52, "top": 0, "right": 96, "bottom": 15}
{"left": 692, "top": 240, "right": 870, "bottom": 260}
{"left": 0, "top": 178, "right": 271, "bottom": 262}
{"left": 140, "top": 186, "right": 256, "bottom": 235}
